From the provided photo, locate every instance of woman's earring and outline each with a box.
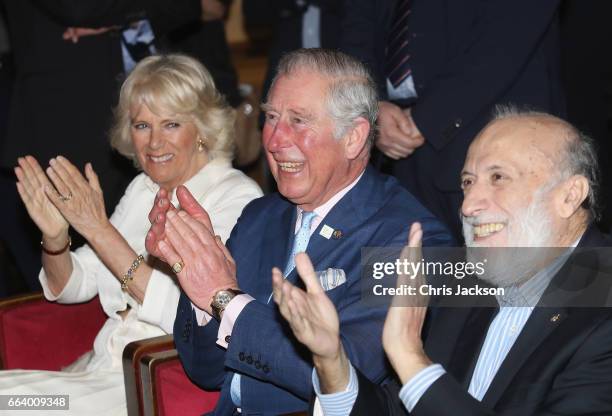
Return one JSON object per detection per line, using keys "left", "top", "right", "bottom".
{"left": 197, "top": 137, "right": 205, "bottom": 152}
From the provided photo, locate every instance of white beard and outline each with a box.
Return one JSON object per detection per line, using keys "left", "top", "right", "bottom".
{"left": 463, "top": 191, "right": 556, "bottom": 288}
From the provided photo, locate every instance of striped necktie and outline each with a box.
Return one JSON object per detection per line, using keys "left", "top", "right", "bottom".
{"left": 385, "top": 0, "right": 413, "bottom": 88}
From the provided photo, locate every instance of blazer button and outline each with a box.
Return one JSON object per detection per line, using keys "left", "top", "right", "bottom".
{"left": 254, "top": 361, "right": 261, "bottom": 370}
{"left": 262, "top": 365, "right": 270, "bottom": 374}
{"left": 225, "top": 335, "right": 231, "bottom": 344}
{"left": 182, "top": 322, "right": 190, "bottom": 340}
{"left": 239, "top": 352, "right": 245, "bottom": 361}
{"left": 246, "top": 356, "right": 253, "bottom": 365}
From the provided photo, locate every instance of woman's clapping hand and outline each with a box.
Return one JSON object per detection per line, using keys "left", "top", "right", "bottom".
{"left": 15, "top": 155, "right": 68, "bottom": 240}
{"left": 44, "top": 156, "right": 110, "bottom": 240}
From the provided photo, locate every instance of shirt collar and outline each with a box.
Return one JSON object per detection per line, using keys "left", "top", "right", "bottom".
{"left": 496, "top": 236, "right": 582, "bottom": 307}
{"left": 142, "top": 157, "right": 232, "bottom": 204}
{"left": 295, "top": 170, "right": 365, "bottom": 233}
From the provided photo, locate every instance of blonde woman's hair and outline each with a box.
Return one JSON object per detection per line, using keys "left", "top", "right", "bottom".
{"left": 110, "top": 54, "right": 236, "bottom": 165}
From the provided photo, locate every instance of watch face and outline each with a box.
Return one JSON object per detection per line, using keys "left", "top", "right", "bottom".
{"left": 215, "top": 291, "right": 233, "bottom": 307}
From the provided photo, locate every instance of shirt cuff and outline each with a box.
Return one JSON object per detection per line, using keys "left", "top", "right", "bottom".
{"left": 216, "top": 294, "right": 255, "bottom": 349}
{"left": 398, "top": 364, "right": 445, "bottom": 412}
{"left": 312, "top": 362, "right": 358, "bottom": 416}
{"left": 191, "top": 303, "right": 213, "bottom": 326}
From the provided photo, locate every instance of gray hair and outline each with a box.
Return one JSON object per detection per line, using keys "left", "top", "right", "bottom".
{"left": 269, "top": 48, "right": 379, "bottom": 147}
{"left": 491, "top": 104, "right": 601, "bottom": 221}
{"left": 110, "top": 54, "right": 235, "bottom": 165}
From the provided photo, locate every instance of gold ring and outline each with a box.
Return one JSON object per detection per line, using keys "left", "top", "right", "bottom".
{"left": 172, "top": 260, "right": 185, "bottom": 274}
{"left": 59, "top": 191, "right": 73, "bottom": 202}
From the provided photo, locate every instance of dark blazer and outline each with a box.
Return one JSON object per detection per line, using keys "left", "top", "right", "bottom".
{"left": 340, "top": 0, "right": 565, "bottom": 238}
{"left": 174, "top": 166, "right": 454, "bottom": 415}
{"left": 351, "top": 226, "right": 612, "bottom": 415}
{"left": 160, "top": 0, "right": 242, "bottom": 108}
{"left": 257, "top": 0, "right": 344, "bottom": 105}
{"left": 1, "top": 0, "right": 199, "bottom": 208}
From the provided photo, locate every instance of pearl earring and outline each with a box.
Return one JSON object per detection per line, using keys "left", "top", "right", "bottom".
{"left": 197, "top": 137, "right": 205, "bottom": 152}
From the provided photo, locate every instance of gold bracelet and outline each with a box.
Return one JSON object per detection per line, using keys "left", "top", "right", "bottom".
{"left": 41, "top": 236, "right": 71, "bottom": 255}
{"left": 121, "top": 254, "right": 145, "bottom": 291}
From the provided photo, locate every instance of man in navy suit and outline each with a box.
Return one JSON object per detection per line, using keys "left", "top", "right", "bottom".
{"left": 277, "top": 108, "right": 612, "bottom": 415}
{"left": 340, "top": 0, "right": 565, "bottom": 241}
{"left": 146, "top": 48, "right": 453, "bottom": 415}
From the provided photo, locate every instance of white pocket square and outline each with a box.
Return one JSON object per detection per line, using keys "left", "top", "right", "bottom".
{"left": 316, "top": 268, "right": 346, "bottom": 291}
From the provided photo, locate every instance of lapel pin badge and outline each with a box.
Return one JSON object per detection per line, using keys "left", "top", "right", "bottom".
{"left": 332, "top": 230, "right": 343, "bottom": 240}
{"left": 319, "top": 224, "right": 334, "bottom": 240}
{"left": 550, "top": 313, "right": 561, "bottom": 323}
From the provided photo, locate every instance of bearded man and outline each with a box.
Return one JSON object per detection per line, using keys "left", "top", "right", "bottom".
{"left": 273, "top": 106, "right": 612, "bottom": 415}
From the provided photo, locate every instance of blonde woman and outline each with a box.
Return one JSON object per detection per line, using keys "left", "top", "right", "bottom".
{"left": 1, "top": 54, "right": 262, "bottom": 415}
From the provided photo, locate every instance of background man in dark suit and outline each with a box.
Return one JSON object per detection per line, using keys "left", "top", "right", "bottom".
{"left": 146, "top": 48, "right": 453, "bottom": 415}
{"left": 275, "top": 108, "right": 612, "bottom": 415}
{"left": 560, "top": 0, "right": 612, "bottom": 231}
{"left": 256, "top": 0, "right": 344, "bottom": 113}
{"left": 0, "top": 0, "right": 200, "bottom": 293}
{"left": 1, "top": 0, "right": 201, "bottom": 206}
{"left": 341, "top": 0, "right": 565, "bottom": 241}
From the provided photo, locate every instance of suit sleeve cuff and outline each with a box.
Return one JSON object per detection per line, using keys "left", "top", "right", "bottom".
{"left": 398, "top": 364, "right": 446, "bottom": 412}
{"left": 216, "top": 294, "right": 255, "bottom": 349}
{"left": 312, "top": 362, "right": 358, "bottom": 416}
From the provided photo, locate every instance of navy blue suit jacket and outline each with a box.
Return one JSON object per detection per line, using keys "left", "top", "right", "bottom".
{"left": 174, "top": 166, "right": 453, "bottom": 415}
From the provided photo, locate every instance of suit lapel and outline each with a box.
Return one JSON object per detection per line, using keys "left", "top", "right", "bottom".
{"left": 481, "top": 307, "right": 568, "bottom": 407}
{"left": 285, "top": 167, "right": 381, "bottom": 284}
{"left": 280, "top": 205, "right": 298, "bottom": 269}
{"left": 255, "top": 202, "right": 296, "bottom": 300}
{"left": 446, "top": 307, "right": 498, "bottom": 389}
{"left": 284, "top": 198, "right": 361, "bottom": 286}
{"left": 302, "top": 201, "right": 361, "bottom": 275}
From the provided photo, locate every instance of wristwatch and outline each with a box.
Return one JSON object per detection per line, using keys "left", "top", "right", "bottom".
{"left": 210, "top": 288, "right": 243, "bottom": 321}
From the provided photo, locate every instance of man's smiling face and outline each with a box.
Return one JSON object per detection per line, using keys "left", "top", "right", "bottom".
{"left": 460, "top": 117, "right": 564, "bottom": 247}
{"left": 262, "top": 71, "right": 352, "bottom": 211}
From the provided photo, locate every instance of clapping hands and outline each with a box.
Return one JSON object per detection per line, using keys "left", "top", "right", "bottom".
{"left": 16, "top": 155, "right": 109, "bottom": 246}
{"left": 145, "top": 186, "right": 238, "bottom": 312}
{"left": 382, "top": 222, "right": 432, "bottom": 383}
{"left": 272, "top": 252, "right": 351, "bottom": 392}
{"left": 272, "top": 253, "right": 342, "bottom": 360}
{"left": 272, "top": 222, "right": 432, "bottom": 391}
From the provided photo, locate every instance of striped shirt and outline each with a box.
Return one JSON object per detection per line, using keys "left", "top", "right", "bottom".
{"left": 400, "top": 245, "right": 574, "bottom": 410}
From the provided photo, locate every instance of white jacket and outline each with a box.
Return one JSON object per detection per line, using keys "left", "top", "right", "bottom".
{"left": 39, "top": 158, "right": 262, "bottom": 370}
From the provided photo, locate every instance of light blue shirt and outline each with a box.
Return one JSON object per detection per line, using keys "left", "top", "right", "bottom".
{"left": 312, "top": 363, "right": 359, "bottom": 416}
{"left": 387, "top": 75, "right": 417, "bottom": 102}
{"left": 302, "top": 5, "right": 321, "bottom": 48}
{"left": 121, "top": 19, "right": 156, "bottom": 73}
